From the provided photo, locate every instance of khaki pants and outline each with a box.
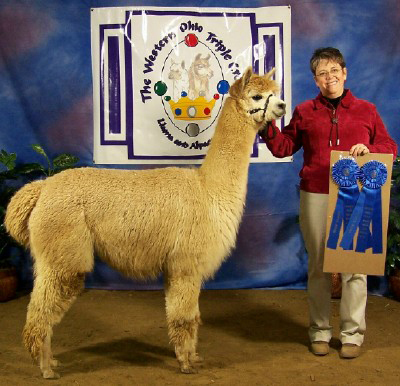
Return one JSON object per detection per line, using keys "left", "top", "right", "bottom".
{"left": 299, "top": 190, "right": 367, "bottom": 346}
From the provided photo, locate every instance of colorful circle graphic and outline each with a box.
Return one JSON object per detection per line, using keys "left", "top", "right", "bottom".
{"left": 185, "top": 33, "right": 199, "bottom": 47}
{"left": 217, "top": 80, "right": 230, "bottom": 94}
{"left": 154, "top": 81, "right": 167, "bottom": 96}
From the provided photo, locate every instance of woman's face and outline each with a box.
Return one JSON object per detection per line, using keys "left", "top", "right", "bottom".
{"left": 314, "top": 59, "right": 347, "bottom": 99}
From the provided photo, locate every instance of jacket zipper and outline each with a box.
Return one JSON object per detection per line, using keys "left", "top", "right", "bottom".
{"left": 330, "top": 108, "right": 339, "bottom": 146}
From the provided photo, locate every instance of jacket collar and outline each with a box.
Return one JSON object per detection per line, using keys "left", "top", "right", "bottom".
{"left": 313, "top": 89, "right": 354, "bottom": 110}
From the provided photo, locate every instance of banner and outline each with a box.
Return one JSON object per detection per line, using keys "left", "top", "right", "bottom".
{"left": 91, "top": 6, "right": 291, "bottom": 164}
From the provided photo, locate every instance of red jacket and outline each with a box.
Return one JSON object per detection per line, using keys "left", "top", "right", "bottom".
{"left": 261, "top": 90, "right": 398, "bottom": 194}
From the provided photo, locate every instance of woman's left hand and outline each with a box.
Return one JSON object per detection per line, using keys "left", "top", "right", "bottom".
{"left": 350, "top": 143, "right": 370, "bottom": 157}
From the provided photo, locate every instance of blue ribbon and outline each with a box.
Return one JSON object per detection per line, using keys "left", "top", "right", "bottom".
{"left": 327, "top": 158, "right": 360, "bottom": 250}
{"left": 340, "top": 160, "right": 387, "bottom": 254}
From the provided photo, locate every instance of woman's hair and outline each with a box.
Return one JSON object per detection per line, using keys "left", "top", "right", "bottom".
{"left": 310, "top": 47, "right": 346, "bottom": 75}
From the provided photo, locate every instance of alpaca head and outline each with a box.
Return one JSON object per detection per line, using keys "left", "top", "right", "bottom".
{"left": 229, "top": 67, "right": 286, "bottom": 125}
{"left": 168, "top": 59, "right": 186, "bottom": 80}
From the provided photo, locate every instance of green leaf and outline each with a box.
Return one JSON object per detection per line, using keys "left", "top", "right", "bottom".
{"left": 0, "top": 169, "right": 17, "bottom": 180}
{"left": 31, "top": 144, "right": 48, "bottom": 158}
{"left": 31, "top": 144, "right": 51, "bottom": 175}
{"left": 0, "top": 150, "right": 17, "bottom": 171}
{"left": 53, "top": 154, "right": 79, "bottom": 169}
{"left": 15, "top": 163, "right": 46, "bottom": 175}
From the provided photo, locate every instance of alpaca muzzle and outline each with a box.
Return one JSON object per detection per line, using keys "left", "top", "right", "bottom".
{"left": 248, "top": 94, "right": 272, "bottom": 120}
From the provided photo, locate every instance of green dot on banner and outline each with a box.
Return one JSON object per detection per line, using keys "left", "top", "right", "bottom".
{"left": 154, "top": 81, "right": 167, "bottom": 96}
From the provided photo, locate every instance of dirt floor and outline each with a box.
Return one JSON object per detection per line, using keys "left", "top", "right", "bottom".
{"left": 1, "top": 289, "right": 400, "bottom": 386}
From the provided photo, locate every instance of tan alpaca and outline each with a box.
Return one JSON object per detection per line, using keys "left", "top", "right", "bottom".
{"left": 5, "top": 67, "right": 285, "bottom": 379}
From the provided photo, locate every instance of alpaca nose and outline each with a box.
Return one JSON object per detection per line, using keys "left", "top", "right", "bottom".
{"left": 278, "top": 102, "right": 286, "bottom": 110}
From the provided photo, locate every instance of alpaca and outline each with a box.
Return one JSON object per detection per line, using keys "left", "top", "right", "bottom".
{"left": 5, "top": 67, "right": 285, "bottom": 379}
{"left": 188, "top": 53, "right": 213, "bottom": 99}
{"left": 168, "top": 59, "right": 189, "bottom": 100}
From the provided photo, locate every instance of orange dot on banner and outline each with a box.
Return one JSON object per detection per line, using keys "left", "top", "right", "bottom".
{"left": 185, "top": 33, "right": 198, "bottom": 47}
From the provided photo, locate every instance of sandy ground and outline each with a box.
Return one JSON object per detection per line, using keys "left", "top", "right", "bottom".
{"left": 1, "top": 289, "right": 400, "bottom": 385}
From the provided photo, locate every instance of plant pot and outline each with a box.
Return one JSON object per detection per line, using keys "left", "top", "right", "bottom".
{"left": 389, "top": 273, "right": 400, "bottom": 301}
{"left": 0, "top": 267, "right": 18, "bottom": 302}
{"left": 331, "top": 272, "right": 342, "bottom": 299}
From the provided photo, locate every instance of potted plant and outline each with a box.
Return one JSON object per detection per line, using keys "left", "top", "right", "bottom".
{"left": 0, "top": 146, "right": 78, "bottom": 301}
{"left": 386, "top": 156, "right": 400, "bottom": 300}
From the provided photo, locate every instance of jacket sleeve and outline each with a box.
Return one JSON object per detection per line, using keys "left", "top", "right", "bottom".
{"left": 259, "top": 107, "right": 303, "bottom": 158}
{"left": 367, "top": 108, "right": 398, "bottom": 160}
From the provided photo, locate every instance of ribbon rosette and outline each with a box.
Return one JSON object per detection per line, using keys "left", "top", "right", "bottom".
{"left": 327, "top": 158, "right": 360, "bottom": 250}
{"left": 340, "top": 160, "right": 387, "bottom": 254}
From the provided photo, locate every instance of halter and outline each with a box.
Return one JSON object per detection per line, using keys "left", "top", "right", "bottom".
{"left": 251, "top": 94, "right": 277, "bottom": 140}
{"left": 248, "top": 94, "right": 273, "bottom": 120}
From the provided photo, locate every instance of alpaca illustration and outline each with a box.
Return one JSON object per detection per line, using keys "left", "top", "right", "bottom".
{"left": 168, "top": 59, "right": 189, "bottom": 100}
{"left": 188, "top": 53, "right": 214, "bottom": 99}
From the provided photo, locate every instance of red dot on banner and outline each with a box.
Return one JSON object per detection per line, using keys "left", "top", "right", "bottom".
{"left": 213, "top": 94, "right": 220, "bottom": 100}
{"left": 204, "top": 107, "right": 211, "bottom": 115}
{"left": 185, "top": 34, "right": 198, "bottom": 47}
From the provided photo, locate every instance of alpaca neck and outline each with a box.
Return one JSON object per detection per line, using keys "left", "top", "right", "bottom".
{"left": 199, "top": 97, "right": 256, "bottom": 187}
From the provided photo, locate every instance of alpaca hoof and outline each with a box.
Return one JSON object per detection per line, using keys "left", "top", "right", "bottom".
{"left": 190, "top": 354, "right": 204, "bottom": 363}
{"left": 180, "top": 364, "right": 198, "bottom": 374}
{"left": 50, "top": 358, "right": 60, "bottom": 367}
{"left": 42, "top": 369, "right": 60, "bottom": 379}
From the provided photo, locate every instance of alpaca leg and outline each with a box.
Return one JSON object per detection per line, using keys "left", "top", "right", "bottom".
{"left": 164, "top": 276, "right": 202, "bottom": 374}
{"left": 40, "top": 332, "right": 60, "bottom": 379}
{"left": 23, "top": 269, "right": 85, "bottom": 379}
{"left": 189, "top": 306, "right": 203, "bottom": 364}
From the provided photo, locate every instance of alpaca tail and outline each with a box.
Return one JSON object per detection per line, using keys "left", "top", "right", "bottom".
{"left": 4, "top": 179, "right": 44, "bottom": 249}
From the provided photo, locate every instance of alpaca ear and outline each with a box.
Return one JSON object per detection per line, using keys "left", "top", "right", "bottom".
{"left": 242, "top": 66, "right": 253, "bottom": 87}
{"left": 265, "top": 68, "right": 276, "bottom": 79}
{"left": 229, "top": 67, "right": 253, "bottom": 98}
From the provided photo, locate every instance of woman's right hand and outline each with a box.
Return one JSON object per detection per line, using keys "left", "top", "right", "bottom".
{"left": 350, "top": 144, "right": 370, "bottom": 157}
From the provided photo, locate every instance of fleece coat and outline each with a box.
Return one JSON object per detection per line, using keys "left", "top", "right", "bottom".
{"left": 4, "top": 68, "right": 286, "bottom": 378}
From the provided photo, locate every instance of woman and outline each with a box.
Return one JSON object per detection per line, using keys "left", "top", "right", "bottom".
{"left": 259, "top": 47, "right": 397, "bottom": 359}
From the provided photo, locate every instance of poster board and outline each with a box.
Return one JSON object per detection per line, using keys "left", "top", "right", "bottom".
{"left": 323, "top": 151, "right": 393, "bottom": 275}
{"left": 91, "top": 6, "right": 292, "bottom": 164}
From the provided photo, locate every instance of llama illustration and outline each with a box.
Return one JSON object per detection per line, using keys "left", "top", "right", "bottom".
{"left": 168, "top": 59, "right": 189, "bottom": 100}
{"left": 188, "top": 53, "right": 213, "bottom": 99}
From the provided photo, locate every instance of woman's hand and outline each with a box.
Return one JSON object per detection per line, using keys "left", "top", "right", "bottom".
{"left": 349, "top": 144, "right": 370, "bottom": 157}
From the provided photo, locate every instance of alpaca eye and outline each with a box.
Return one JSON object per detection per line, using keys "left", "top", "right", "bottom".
{"left": 252, "top": 95, "right": 263, "bottom": 101}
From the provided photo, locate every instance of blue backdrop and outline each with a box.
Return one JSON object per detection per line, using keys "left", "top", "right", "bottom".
{"left": 0, "top": 0, "right": 399, "bottom": 293}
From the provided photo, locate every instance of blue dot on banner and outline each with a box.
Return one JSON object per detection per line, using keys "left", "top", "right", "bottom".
{"left": 175, "top": 108, "right": 182, "bottom": 116}
{"left": 217, "top": 80, "right": 230, "bottom": 94}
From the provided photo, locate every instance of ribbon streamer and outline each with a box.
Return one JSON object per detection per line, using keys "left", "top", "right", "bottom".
{"left": 327, "top": 158, "right": 360, "bottom": 250}
{"left": 340, "top": 160, "right": 387, "bottom": 254}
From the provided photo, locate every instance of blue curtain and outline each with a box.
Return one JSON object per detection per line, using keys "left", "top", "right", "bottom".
{"left": 1, "top": 0, "right": 399, "bottom": 293}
